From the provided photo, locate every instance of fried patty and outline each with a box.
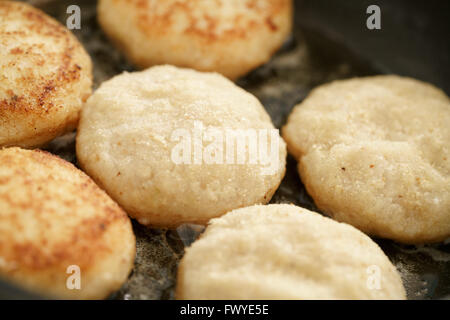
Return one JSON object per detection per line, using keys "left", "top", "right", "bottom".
{"left": 0, "top": 1, "right": 92, "bottom": 148}
{"left": 97, "top": 0, "right": 292, "bottom": 80}
{"left": 177, "top": 204, "right": 406, "bottom": 299}
{"left": 77, "top": 65, "right": 287, "bottom": 227}
{"left": 282, "top": 75, "right": 450, "bottom": 243}
{"left": 0, "top": 147, "right": 135, "bottom": 299}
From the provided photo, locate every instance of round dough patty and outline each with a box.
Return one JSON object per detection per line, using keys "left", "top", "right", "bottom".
{"left": 77, "top": 65, "right": 286, "bottom": 227}
{"left": 0, "top": 147, "right": 135, "bottom": 299}
{"left": 176, "top": 204, "right": 406, "bottom": 300}
{"left": 282, "top": 75, "right": 450, "bottom": 244}
{"left": 0, "top": 1, "right": 92, "bottom": 148}
{"left": 97, "top": 0, "right": 292, "bottom": 80}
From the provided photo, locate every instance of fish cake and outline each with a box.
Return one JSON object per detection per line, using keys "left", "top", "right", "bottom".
{"left": 76, "top": 65, "right": 287, "bottom": 227}
{"left": 0, "top": 1, "right": 92, "bottom": 148}
{"left": 176, "top": 204, "right": 406, "bottom": 300}
{"left": 97, "top": 0, "right": 292, "bottom": 80}
{"left": 0, "top": 147, "right": 135, "bottom": 299}
{"left": 282, "top": 75, "right": 450, "bottom": 243}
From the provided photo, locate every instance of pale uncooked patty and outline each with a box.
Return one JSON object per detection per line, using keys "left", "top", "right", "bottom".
{"left": 176, "top": 204, "right": 406, "bottom": 300}
{"left": 0, "top": 1, "right": 92, "bottom": 148}
{"left": 0, "top": 148, "right": 135, "bottom": 299}
{"left": 76, "top": 65, "right": 287, "bottom": 227}
{"left": 282, "top": 75, "right": 450, "bottom": 244}
{"left": 97, "top": 0, "right": 292, "bottom": 80}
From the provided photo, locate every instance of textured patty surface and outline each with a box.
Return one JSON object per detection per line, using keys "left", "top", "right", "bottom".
{"left": 282, "top": 75, "right": 450, "bottom": 243}
{"left": 0, "top": 148, "right": 135, "bottom": 299}
{"left": 97, "top": 0, "right": 292, "bottom": 80}
{"left": 177, "top": 204, "right": 406, "bottom": 300}
{"left": 0, "top": 1, "right": 92, "bottom": 148}
{"left": 77, "top": 65, "right": 286, "bottom": 227}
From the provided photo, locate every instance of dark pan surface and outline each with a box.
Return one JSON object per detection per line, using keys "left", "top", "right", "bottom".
{"left": 1, "top": 0, "right": 448, "bottom": 300}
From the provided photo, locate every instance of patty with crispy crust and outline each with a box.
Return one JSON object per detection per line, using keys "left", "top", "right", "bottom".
{"left": 0, "top": 1, "right": 92, "bottom": 148}
{"left": 0, "top": 147, "right": 135, "bottom": 299}
{"left": 97, "top": 0, "right": 292, "bottom": 80}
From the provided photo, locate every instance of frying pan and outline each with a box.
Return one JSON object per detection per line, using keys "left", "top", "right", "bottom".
{"left": 1, "top": 0, "right": 449, "bottom": 299}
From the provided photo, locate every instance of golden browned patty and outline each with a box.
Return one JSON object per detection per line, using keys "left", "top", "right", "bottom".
{"left": 0, "top": 1, "right": 92, "bottom": 148}
{"left": 97, "top": 0, "right": 292, "bottom": 80}
{"left": 0, "top": 147, "right": 135, "bottom": 299}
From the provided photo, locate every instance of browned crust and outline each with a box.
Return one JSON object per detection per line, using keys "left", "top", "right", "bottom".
{"left": 98, "top": 0, "right": 292, "bottom": 79}
{"left": 0, "top": 1, "right": 92, "bottom": 147}
{"left": 0, "top": 147, "right": 131, "bottom": 273}
{"left": 131, "top": 0, "right": 291, "bottom": 41}
{"left": 0, "top": 2, "right": 88, "bottom": 113}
